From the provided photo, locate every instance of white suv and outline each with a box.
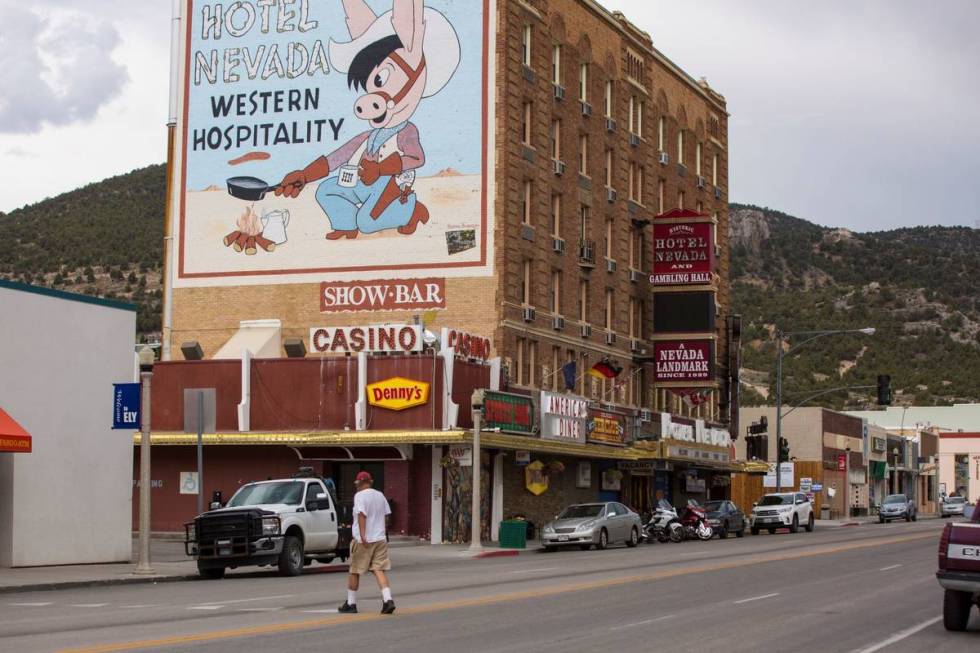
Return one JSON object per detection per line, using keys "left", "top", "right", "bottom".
{"left": 750, "top": 492, "right": 814, "bottom": 535}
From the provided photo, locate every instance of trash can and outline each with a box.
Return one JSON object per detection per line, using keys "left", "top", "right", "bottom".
{"left": 820, "top": 504, "right": 830, "bottom": 520}
{"left": 498, "top": 519, "right": 528, "bottom": 549}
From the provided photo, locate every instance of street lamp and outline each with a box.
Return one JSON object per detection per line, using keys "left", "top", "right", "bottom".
{"left": 135, "top": 345, "right": 155, "bottom": 575}
{"left": 774, "top": 327, "right": 875, "bottom": 492}
{"left": 844, "top": 444, "right": 851, "bottom": 520}
{"left": 468, "top": 390, "right": 485, "bottom": 553}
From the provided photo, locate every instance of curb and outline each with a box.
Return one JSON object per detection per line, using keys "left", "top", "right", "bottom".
{"left": 0, "top": 573, "right": 196, "bottom": 595}
{"left": 473, "top": 549, "right": 520, "bottom": 559}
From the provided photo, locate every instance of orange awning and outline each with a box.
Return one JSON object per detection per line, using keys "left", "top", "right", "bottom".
{"left": 0, "top": 408, "right": 32, "bottom": 453}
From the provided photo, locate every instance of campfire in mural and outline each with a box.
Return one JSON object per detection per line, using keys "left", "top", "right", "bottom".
{"left": 222, "top": 206, "right": 278, "bottom": 255}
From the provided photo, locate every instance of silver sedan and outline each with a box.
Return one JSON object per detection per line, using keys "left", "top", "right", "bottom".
{"left": 540, "top": 502, "right": 643, "bottom": 551}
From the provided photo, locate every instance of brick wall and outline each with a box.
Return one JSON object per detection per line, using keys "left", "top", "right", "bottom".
{"left": 501, "top": 453, "right": 599, "bottom": 532}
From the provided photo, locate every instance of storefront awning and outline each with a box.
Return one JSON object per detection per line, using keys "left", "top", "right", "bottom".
{"left": 0, "top": 407, "right": 32, "bottom": 453}
{"left": 134, "top": 430, "right": 468, "bottom": 446}
{"left": 473, "top": 432, "right": 645, "bottom": 461}
{"left": 213, "top": 319, "right": 282, "bottom": 359}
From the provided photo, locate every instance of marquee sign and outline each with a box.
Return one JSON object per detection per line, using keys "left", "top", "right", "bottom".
{"left": 321, "top": 278, "right": 446, "bottom": 313}
{"left": 482, "top": 391, "right": 534, "bottom": 436}
{"left": 441, "top": 328, "right": 492, "bottom": 361}
{"left": 654, "top": 340, "right": 713, "bottom": 383}
{"left": 366, "top": 377, "right": 430, "bottom": 411}
{"left": 651, "top": 222, "right": 714, "bottom": 286}
{"left": 310, "top": 324, "right": 422, "bottom": 354}
{"left": 587, "top": 409, "right": 628, "bottom": 446}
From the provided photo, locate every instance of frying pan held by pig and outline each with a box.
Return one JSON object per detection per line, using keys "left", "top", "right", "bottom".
{"left": 226, "top": 176, "right": 301, "bottom": 201}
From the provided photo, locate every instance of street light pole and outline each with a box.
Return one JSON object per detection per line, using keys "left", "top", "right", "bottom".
{"left": 845, "top": 445, "right": 851, "bottom": 520}
{"left": 773, "top": 327, "right": 875, "bottom": 496}
{"left": 135, "top": 345, "right": 155, "bottom": 575}
{"left": 468, "top": 390, "right": 485, "bottom": 553}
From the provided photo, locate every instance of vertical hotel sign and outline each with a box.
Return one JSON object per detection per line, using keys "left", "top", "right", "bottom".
{"left": 173, "top": 0, "right": 495, "bottom": 286}
{"left": 539, "top": 392, "right": 588, "bottom": 444}
{"left": 651, "top": 222, "right": 714, "bottom": 286}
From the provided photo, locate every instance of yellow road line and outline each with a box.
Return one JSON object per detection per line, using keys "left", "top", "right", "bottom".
{"left": 61, "top": 531, "right": 935, "bottom": 653}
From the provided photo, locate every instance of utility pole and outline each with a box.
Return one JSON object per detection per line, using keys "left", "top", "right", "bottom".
{"left": 845, "top": 445, "right": 851, "bottom": 520}
{"left": 135, "top": 345, "right": 155, "bottom": 575}
{"left": 775, "top": 335, "right": 784, "bottom": 493}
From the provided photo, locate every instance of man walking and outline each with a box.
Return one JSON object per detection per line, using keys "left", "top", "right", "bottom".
{"left": 339, "top": 471, "right": 395, "bottom": 615}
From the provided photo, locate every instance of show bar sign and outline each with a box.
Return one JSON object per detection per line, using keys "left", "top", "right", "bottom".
{"left": 587, "top": 409, "right": 628, "bottom": 446}
{"left": 651, "top": 222, "right": 713, "bottom": 286}
{"left": 654, "top": 340, "right": 713, "bottom": 383}
{"left": 482, "top": 391, "right": 535, "bottom": 436}
{"left": 310, "top": 325, "right": 422, "bottom": 354}
{"left": 539, "top": 392, "right": 588, "bottom": 444}
{"left": 441, "top": 328, "right": 492, "bottom": 361}
{"left": 321, "top": 278, "right": 446, "bottom": 313}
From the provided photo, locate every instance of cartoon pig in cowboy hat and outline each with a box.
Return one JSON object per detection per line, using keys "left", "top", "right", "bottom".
{"left": 276, "top": 0, "right": 460, "bottom": 240}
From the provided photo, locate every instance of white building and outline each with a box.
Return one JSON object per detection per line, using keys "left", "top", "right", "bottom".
{"left": 0, "top": 281, "right": 136, "bottom": 567}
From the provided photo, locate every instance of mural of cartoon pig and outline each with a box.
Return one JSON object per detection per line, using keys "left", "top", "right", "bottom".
{"left": 275, "top": 0, "right": 461, "bottom": 240}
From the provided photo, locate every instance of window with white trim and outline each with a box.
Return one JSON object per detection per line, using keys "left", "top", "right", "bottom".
{"left": 522, "top": 101, "right": 532, "bottom": 145}
{"left": 605, "top": 149, "right": 613, "bottom": 188}
{"left": 605, "top": 218, "right": 613, "bottom": 259}
{"left": 578, "top": 279, "right": 589, "bottom": 323}
{"left": 579, "top": 63, "right": 588, "bottom": 102}
{"left": 522, "top": 25, "right": 532, "bottom": 67}
{"left": 551, "top": 45, "right": 561, "bottom": 84}
{"left": 551, "top": 194, "right": 561, "bottom": 237}
{"left": 579, "top": 134, "right": 588, "bottom": 175}
{"left": 605, "top": 288, "right": 614, "bottom": 330}
{"left": 521, "top": 260, "right": 531, "bottom": 304}
{"left": 551, "top": 120, "right": 561, "bottom": 159}
{"left": 677, "top": 130, "right": 685, "bottom": 165}
{"left": 696, "top": 141, "right": 702, "bottom": 175}
{"left": 551, "top": 269, "right": 562, "bottom": 314}
{"left": 522, "top": 180, "right": 532, "bottom": 225}
{"left": 658, "top": 116, "right": 665, "bottom": 151}
{"left": 712, "top": 154, "right": 718, "bottom": 186}
{"left": 604, "top": 81, "right": 613, "bottom": 117}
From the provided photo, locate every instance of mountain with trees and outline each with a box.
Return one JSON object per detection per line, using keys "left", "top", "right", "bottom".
{"left": 731, "top": 204, "right": 980, "bottom": 408}
{"left": 1, "top": 168, "right": 978, "bottom": 408}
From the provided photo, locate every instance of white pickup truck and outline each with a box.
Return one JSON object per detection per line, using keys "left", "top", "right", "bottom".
{"left": 185, "top": 475, "right": 351, "bottom": 579}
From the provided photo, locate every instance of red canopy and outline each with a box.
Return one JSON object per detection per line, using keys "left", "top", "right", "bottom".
{"left": 0, "top": 408, "right": 31, "bottom": 453}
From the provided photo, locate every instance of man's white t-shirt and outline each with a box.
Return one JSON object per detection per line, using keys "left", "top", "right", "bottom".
{"left": 352, "top": 488, "right": 391, "bottom": 543}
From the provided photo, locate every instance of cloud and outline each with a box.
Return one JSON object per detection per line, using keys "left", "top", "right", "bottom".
{"left": 0, "top": 3, "right": 128, "bottom": 134}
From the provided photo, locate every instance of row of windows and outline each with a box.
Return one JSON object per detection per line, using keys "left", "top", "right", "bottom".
{"left": 522, "top": 103, "right": 721, "bottom": 185}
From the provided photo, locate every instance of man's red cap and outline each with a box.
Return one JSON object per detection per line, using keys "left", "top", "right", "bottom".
{"left": 355, "top": 471, "right": 373, "bottom": 484}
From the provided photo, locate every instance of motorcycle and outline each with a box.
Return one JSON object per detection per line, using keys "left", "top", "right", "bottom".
{"left": 678, "top": 500, "right": 714, "bottom": 541}
{"left": 644, "top": 500, "right": 684, "bottom": 543}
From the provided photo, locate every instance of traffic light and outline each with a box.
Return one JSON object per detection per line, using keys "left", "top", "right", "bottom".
{"left": 877, "top": 375, "right": 892, "bottom": 406}
{"left": 778, "top": 437, "right": 790, "bottom": 463}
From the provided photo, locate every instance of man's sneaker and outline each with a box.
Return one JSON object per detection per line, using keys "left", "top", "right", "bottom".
{"left": 381, "top": 600, "right": 396, "bottom": 615}
{"left": 338, "top": 601, "right": 358, "bottom": 614}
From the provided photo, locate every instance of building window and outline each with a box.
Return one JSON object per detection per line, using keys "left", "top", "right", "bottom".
{"left": 527, "top": 341, "right": 537, "bottom": 387}
{"left": 521, "top": 101, "right": 532, "bottom": 145}
{"left": 712, "top": 154, "right": 718, "bottom": 186}
{"left": 636, "top": 165, "right": 644, "bottom": 204}
{"left": 658, "top": 116, "right": 665, "bottom": 151}
{"left": 521, "top": 259, "right": 531, "bottom": 304}
{"left": 516, "top": 337, "right": 526, "bottom": 385}
{"left": 579, "top": 134, "right": 588, "bottom": 175}
{"left": 605, "top": 288, "right": 614, "bottom": 330}
{"left": 708, "top": 113, "right": 721, "bottom": 140}
{"left": 678, "top": 190, "right": 685, "bottom": 210}
{"left": 628, "top": 96, "right": 636, "bottom": 134}
{"left": 628, "top": 298, "right": 637, "bottom": 337}
{"left": 578, "top": 279, "right": 589, "bottom": 323}
{"left": 551, "top": 120, "right": 561, "bottom": 160}
{"left": 605, "top": 218, "right": 613, "bottom": 259}
{"left": 636, "top": 300, "right": 645, "bottom": 339}
{"left": 696, "top": 200, "right": 703, "bottom": 214}
{"left": 580, "top": 204, "right": 589, "bottom": 238}
{"left": 696, "top": 142, "right": 702, "bottom": 175}
{"left": 657, "top": 179, "right": 664, "bottom": 213}
{"left": 625, "top": 48, "right": 643, "bottom": 83}
{"left": 637, "top": 101, "right": 644, "bottom": 138}
{"left": 630, "top": 227, "right": 643, "bottom": 269}
{"left": 579, "top": 63, "right": 588, "bottom": 102}
{"left": 628, "top": 162, "right": 636, "bottom": 201}
{"left": 522, "top": 25, "right": 532, "bottom": 67}
{"left": 677, "top": 130, "right": 685, "bottom": 165}
{"left": 551, "top": 44, "right": 561, "bottom": 84}
{"left": 605, "top": 149, "right": 613, "bottom": 188}
{"left": 604, "top": 80, "right": 613, "bottom": 118}
{"left": 551, "top": 194, "right": 561, "bottom": 237}
{"left": 551, "top": 270, "right": 562, "bottom": 314}
{"left": 712, "top": 212, "right": 718, "bottom": 247}
{"left": 522, "top": 180, "right": 532, "bottom": 225}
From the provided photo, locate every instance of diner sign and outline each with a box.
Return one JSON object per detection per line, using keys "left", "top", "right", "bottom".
{"left": 539, "top": 392, "right": 588, "bottom": 444}
{"left": 366, "top": 377, "right": 430, "bottom": 411}
{"left": 310, "top": 324, "right": 422, "bottom": 354}
{"left": 651, "top": 222, "right": 713, "bottom": 285}
{"left": 587, "top": 409, "right": 628, "bottom": 446}
{"left": 482, "top": 391, "right": 535, "bottom": 436}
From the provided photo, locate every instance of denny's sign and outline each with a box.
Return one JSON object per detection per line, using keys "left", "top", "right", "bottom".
{"left": 366, "top": 377, "right": 430, "bottom": 411}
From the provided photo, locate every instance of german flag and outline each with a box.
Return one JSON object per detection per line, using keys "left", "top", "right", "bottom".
{"left": 587, "top": 358, "right": 622, "bottom": 379}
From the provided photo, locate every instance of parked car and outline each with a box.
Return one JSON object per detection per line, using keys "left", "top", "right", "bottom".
{"left": 940, "top": 495, "right": 968, "bottom": 518}
{"left": 936, "top": 498, "right": 980, "bottom": 630}
{"left": 541, "top": 502, "right": 642, "bottom": 551}
{"left": 878, "top": 494, "right": 916, "bottom": 523}
{"left": 704, "top": 500, "right": 747, "bottom": 539}
{"left": 185, "top": 474, "right": 350, "bottom": 579}
{"left": 750, "top": 492, "right": 814, "bottom": 535}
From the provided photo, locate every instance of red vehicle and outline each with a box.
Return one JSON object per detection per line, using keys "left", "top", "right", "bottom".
{"left": 937, "top": 505, "right": 980, "bottom": 631}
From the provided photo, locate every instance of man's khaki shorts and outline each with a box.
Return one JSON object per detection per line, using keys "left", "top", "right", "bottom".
{"left": 349, "top": 540, "right": 391, "bottom": 575}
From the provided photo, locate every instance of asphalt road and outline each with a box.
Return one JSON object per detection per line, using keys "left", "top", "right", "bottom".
{"left": 2, "top": 519, "right": 977, "bottom": 653}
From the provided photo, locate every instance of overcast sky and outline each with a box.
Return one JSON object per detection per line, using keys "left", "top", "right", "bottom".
{"left": 1, "top": 0, "right": 978, "bottom": 231}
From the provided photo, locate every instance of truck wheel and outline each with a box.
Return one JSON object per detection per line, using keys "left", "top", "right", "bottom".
{"left": 278, "top": 536, "right": 304, "bottom": 577}
{"left": 197, "top": 563, "right": 225, "bottom": 580}
{"left": 943, "top": 589, "right": 973, "bottom": 631}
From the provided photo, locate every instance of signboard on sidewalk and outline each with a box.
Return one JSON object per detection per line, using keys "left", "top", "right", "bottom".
{"left": 763, "top": 462, "right": 795, "bottom": 488}
{"left": 112, "top": 383, "right": 141, "bottom": 430}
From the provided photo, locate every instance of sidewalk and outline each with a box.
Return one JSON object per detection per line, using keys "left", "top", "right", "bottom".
{"left": 817, "top": 512, "right": 940, "bottom": 528}
{"left": 0, "top": 537, "right": 536, "bottom": 594}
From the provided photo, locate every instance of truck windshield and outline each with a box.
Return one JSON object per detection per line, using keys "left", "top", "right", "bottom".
{"left": 227, "top": 481, "right": 304, "bottom": 507}
{"left": 759, "top": 495, "right": 792, "bottom": 506}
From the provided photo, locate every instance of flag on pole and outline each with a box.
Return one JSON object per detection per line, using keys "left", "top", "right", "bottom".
{"left": 587, "top": 358, "right": 623, "bottom": 380}
{"left": 669, "top": 388, "right": 712, "bottom": 408}
{"left": 561, "top": 361, "right": 577, "bottom": 391}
